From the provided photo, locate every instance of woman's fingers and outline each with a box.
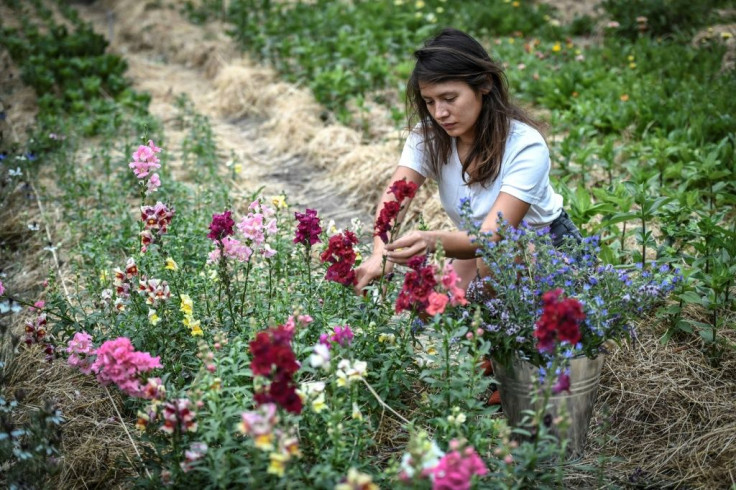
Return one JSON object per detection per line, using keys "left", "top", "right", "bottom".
{"left": 385, "top": 231, "right": 427, "bottom": 264}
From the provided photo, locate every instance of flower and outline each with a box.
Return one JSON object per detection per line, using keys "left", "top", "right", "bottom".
{"left": 533, "top": 288, "right": 584, "bottom": 353}
{"left": 464, "top": 207, "right": 680, "bottom": 368}
{"left": 374, "top": 178, "right": 418, "bottom": 243}
{"left": 395, "top": 256, "right": 438, "bottom": 314}
{"left": 320, "top": 324, "right": 355, "bottom": 348}
{"left": 66, "top": 331, "right": 96, "bottom": 374}
{"left": 430, "top": 441, "right": 488, "bottom": 490}
{"left": 148, "top": 309, "right": 161, "bottom": 326}
{"left": 293, "top": 208, "right": 322, "bottom": 247}
{"left": 272, "top": 195, "right": 287, "bottom": 209}
{"left": 309, "top": 343, "right": 331, "bottom": 370}
{"left": 146, "top": 173, "right": 161, "bottom": 193}
{"left": 320, "top": 230, "right": 359, "bottom": 286}
{"left": 91, "top": 337, "right": 162, "bottom": 397}
{"left": 426, "top": 292, "right": 449, "bottom": 316}
{"left": 208, "top": 210, "right": 235, "bottom": 242}
{"left": 129, "top": 140, "right": 161, "bottom": 179}
{"left": 239, "top": 403, "right": 278, "bottom": 449}
{"left": 161, "top": 398, "right": 197, "bottom": 434}
{"left": 0, "top": 280, "right": 4, "bottom": 296}
{"left": 335, "top": 468, "right": 379, "bottom": 490}
{"left": 398, "top": 431, "right": 445, "bottom": 482}
{"left": 336, "top": 359, "right": 367, "bottom": 387}
{"left": 250, "top": 324, "right": 302, "bottom": 414}
{"left": 165, "top": 257, "right": 178, "bottom": 271}
{"left": 181, "top": 442, "right": 208, "bottom": 473}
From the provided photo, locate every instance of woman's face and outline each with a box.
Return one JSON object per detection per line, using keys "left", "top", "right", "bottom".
{"left": 419, "top": 80, "right": 485, "bottom": 145}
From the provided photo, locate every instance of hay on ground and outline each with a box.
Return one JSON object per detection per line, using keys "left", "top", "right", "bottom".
{"left": 567, "top": 317, "right": 736, "bottom": 489}
{"left": 206, "top": 62, "right": 277, "bottom": 120}
{"left": 4, "top": 345, "right": 139, "bottom": 489}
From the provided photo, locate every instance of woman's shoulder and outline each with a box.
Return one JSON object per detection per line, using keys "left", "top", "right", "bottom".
{"left": 509, "top": 120, "right": 546, "bottom": 145}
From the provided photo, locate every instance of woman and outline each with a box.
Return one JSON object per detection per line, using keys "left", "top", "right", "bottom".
{"left": 353, "top": 27, "right": 582, "bottom": 295}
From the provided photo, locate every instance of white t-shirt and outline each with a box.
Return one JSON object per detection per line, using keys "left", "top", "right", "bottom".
{"left": 398, "top": 120, "right": 563, "bottom": 229}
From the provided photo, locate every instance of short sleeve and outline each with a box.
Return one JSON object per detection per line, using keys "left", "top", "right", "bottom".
{"left": 499, "top": 138, "right": 550, "bottom": 205}
{"left": 398, "top": 130, "right": 434, "bottom": 179}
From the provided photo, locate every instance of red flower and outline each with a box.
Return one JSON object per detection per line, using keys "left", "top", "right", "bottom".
{"left": 249, "top": 324, "right": 301, "bottom": 414}
{"left": 373, "top": 179, "right": 418, "bottom": 244}
{"left": 374, "top": 201, "right": 401, "bottom": 243}
{"left": 208, "top": 210, "right": 235, "bottom": 242}
{"left": 320, "top": 230, "right": 359, "bottom": 286}
{"left": 389, "top": 178, "right": 418, "bottom": 202}
{"left": 293, "top": 208, "right": 322, "bottom": 247}
{"left": 534, "top": 289, "right": 585, "bottom": 353}
{"left": 395, "top": 256, "right": 438, "bottom": 314}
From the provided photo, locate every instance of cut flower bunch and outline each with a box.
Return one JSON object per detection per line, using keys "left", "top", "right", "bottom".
{"left": 464, "top": 202, "right": 681, "bottom": 369}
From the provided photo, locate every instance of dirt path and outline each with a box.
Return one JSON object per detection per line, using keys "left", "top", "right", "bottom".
{"left": 74, "top": 1, "right": 373, "bottom": 229}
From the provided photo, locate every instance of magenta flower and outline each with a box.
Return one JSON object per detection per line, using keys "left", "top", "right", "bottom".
{"left": 0, "top": 280, "right": 5, "bottom": 296}
{"left": 208, "top": 210, "right": 235, "bottom": 242}
{"left": 431, "top": 442, "right": 488, "bottom": 490}
{"left": 552, "top": 371, "right": 571, "bottom": 394}
{"left": 332, "top": 325, "right": 355, "bottom": 347}
{"left": 293, "top": 208, "right": 322, "bottom": 247}
{"left": 91, "top": 337, "right": 162, "bottom": 398}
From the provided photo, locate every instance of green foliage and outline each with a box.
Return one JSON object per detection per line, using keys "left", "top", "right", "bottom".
{"left": 601, "top": 0, "right": 735, "bottom": 39}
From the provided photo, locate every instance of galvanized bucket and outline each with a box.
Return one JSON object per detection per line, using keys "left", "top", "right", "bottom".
{"left": 491, "top": 354, "right": 605, "bottom": 460}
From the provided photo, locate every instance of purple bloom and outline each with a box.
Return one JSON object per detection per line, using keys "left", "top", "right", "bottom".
{"left": 293, "top": 209, "right": 322, "bottom": 246}
{"left": 208, "top": 210, "right": 235, "bottom": 242}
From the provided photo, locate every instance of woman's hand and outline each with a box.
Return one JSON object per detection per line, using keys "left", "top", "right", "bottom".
{"left": 385, "top": 230, "right": 435, "bottom": 265}
{"left": 353, "top": 253, "right": 393, "bottom": 295}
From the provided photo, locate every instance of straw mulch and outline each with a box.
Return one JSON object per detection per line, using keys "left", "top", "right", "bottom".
{"left": 3, "top": 344, "right": 141, "bottom": 489}
{"left": 568, "top": 316, "right": 736, "bottom": 489}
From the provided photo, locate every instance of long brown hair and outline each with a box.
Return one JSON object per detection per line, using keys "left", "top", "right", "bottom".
{"left": 406, "top": 28, "right": 542, "bottom": 186}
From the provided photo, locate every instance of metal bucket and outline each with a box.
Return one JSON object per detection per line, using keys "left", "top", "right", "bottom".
{"left": 491, "top": 354, "right": 605, "bottom": 460}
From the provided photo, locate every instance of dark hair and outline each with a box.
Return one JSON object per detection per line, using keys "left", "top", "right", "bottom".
{"left": 406, "top": 28, "right": 541, "bottom": 186}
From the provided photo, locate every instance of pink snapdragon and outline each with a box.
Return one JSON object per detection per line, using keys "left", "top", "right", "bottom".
{"left": 426, "top": 292, "right": 450, "bottom": 316}
{"left": 146, "top": 173, "right": 161, "bottom": 193}
{"left": 431, "top": 441, "right": 488, "bottom": 490}
{"left": 129, "top": 140, "right": 162, "bottom": 179}
{"left": 0, "top": 280, "right": 5, "bottom": 296}
{"left": 207, "top": 236, "right": 253, "bottom": 264}
{"left": 441, "top": 263, "right": 468, "bottom": 307}
{"left": 282, "top": 314, "right": 313, "bottom": 337}
{"left": 66, "top": 331, "right": 96, "bottom": 375}
{"left": 91, "top": 337, "right": 162, "bottom": 398}
{"left": 552, "top": 370, "right": 571, "bottom": 395}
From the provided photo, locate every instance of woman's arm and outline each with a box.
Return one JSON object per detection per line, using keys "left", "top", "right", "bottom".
{"left": 384, "top": 191, "right": 531, "bottom": 264}
{"left": 353, "top": 166, "right": 426, "bottom": 294}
